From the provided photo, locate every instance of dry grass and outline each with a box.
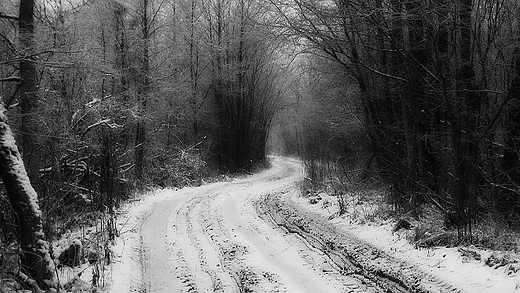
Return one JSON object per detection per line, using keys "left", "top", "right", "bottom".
{"left": 337, "top": 185, "right": 395, "bottom": 224}
{"left": 327, "top": 180, "right": 520, "bottom": 254}
{"left": 469, "top": 217, "right": 520, "bottom": 252}
{"left": 406, "top": 207, "right": 520, "bottom": 252}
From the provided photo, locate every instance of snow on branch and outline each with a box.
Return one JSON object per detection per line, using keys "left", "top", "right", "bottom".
{"left": 0, "top": 76, "right": 20, "bottom": 83}
{"left": 81, "top": 118, "right": 122, "bottom": 139}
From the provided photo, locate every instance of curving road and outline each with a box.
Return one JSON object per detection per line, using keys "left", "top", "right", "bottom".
{"left": 112, "top": 157, "right": 368, "bottom": 292}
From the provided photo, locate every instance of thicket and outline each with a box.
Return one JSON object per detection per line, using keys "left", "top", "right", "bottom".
{"left": 272, "top": 0, "right": 520, "bottom": 239}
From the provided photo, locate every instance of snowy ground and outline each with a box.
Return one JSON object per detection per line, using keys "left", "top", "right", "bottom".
{"left": 288, "top": 190, "right": 520, "bottom": 293}
{"left": 100, "top": 156, "right": 520, "bottom": 293}
{"left": 106, "top": 157, "right": 367, "bottom": 292}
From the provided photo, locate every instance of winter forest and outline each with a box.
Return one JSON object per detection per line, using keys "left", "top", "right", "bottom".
{"left": 2, "top": 0, "right": 520, "bottom": 292}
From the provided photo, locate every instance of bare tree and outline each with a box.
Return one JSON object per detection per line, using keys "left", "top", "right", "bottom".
{"left": 133, "top": 0, "right": 151, "bottom": 185}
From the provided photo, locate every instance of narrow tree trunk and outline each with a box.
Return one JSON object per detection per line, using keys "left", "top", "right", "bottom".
{"left": 503, "top": 49, "right": 520, "bottom": 185}
{"left": 18, "top": 0, "right": 39, "bottom": 182}
{"left": 406, "top": 0, "right": 438, "bottom": 192}
{"left": 189, "top": 0, "right": 200, "bottom": 137}
{"left": 214, "top": 0, "right": 227, "bottom": 169}
{"left": 113, "top": 1, "right": 128, "bottom": 98}
{"left": 389, "top": 0, "right": 415, "bottom": 189}
{"left": 456, "top": 0, "right": 479, "bottom": 225}
{"left": 0, "top": 105, "right": 56, "bottom": 290}
{"left": 135, "top": 0, "right": 150, "bottom": 185}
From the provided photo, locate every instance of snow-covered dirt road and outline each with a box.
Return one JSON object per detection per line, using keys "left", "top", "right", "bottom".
{"left": 109, "top": 157, "right": 369, "bottom": 292}
{"left": 98, "top": 156, "right": 520, "bottom": 293}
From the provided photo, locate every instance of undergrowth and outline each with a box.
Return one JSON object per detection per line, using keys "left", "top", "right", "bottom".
{"left": 408, "top": 210, "right": 520, "bottom": 252}
{"left": 301, "top": 159, "right": 520, "bottom": 253}
{"left": 0, "top": 149, "right": 229, "bottom": 292}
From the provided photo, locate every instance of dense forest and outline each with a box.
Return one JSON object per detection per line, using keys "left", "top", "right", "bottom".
{"left": 1, "top": 0, "right": 520, "bottom": 291}
{"left": 275, "top": 0, "right": 520, "bottom": 233}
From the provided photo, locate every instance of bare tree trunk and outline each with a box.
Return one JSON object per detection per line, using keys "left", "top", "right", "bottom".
{"left": 18, "top": 0, "right": 39, "bottom": 182}
{"left": 389, "top": 0, "right": 415, "bottom": 189}
{"left": 406, "top": 0, "right": 438, "bottom": 193}
{"left": 213, "top": 0, "right": 226, "bottom": 169}
{"left": 503, "top": 48, "right": 520, "bottom": 197}
{"left": 135, "top": 0, "right": 150, "bottom": 185}
{"left": 189, "top": 0, "right": 200, "bottom": 137}
{"left": 113, "top": 1, "right": 129, "bottom": 99}
{"left": 0, "top": 105, "right": 55, "bottom": 290}
{"left": 456, "top": 0, "right": 479, "bottom": 228}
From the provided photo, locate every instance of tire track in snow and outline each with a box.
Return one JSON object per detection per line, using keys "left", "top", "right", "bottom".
{"left": 126, "top": 158, "right": 365, "bottom": 293}
{"left": 212, "top": 161, "right": 366, "bottom": 293}
{"left": 140, "top": 198, "right": 184, "bottom": 292}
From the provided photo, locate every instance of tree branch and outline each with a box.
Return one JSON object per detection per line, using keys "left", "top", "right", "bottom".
{"left": 0, "top": 76, "right": 20, "bottom": 83}
{"left": 0, "top": 33, "right": 16, "bottom": 54}
{"left": 0, "top": 12, "right": 18, "bottom": 21}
